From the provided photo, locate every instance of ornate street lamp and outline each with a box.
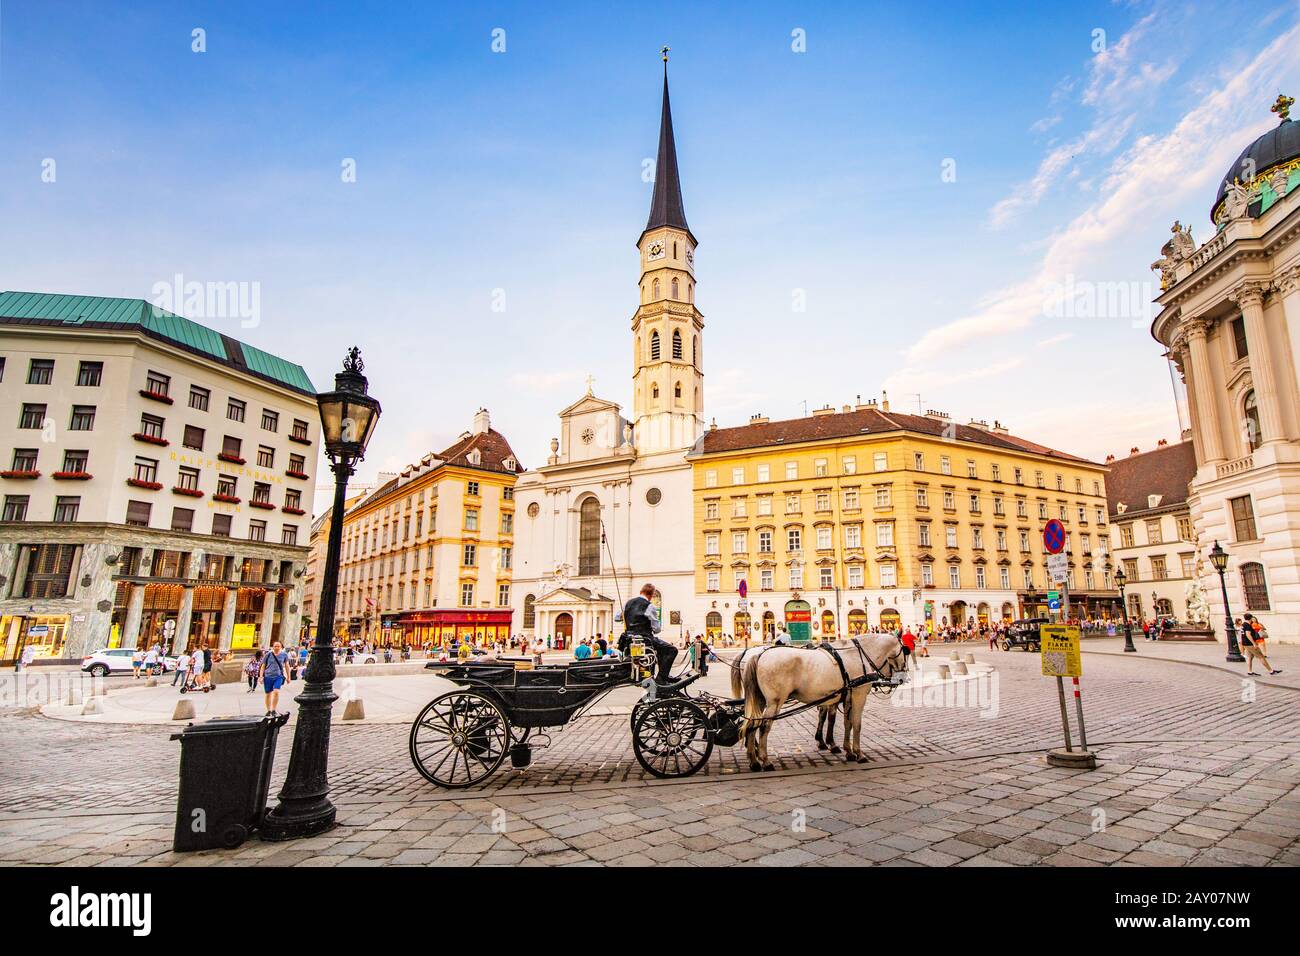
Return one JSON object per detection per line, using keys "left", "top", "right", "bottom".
{"left": 262, "top": 347, "right": 381, "bottom": 840}
{"left": 1208, "top": 541, "right": 1245, "bottom": 663}
{"left": 1113, "top": 566, "right": 1136, "bottom": 653}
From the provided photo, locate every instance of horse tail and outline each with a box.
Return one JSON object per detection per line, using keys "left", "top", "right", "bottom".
{"left": 741, "top": 653, "right": 766, "bottom": 722}
{"left": 730, "top": 649, "right": 746, "bottom": 700}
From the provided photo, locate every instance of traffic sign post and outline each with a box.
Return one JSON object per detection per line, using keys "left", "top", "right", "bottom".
{"left": 1040, "top": 623, "right": 1096, "bottom": 769}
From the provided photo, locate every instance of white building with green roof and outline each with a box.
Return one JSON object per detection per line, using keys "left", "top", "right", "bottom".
{"left": 0, "top": 291, "right": 320, "bottom": 662}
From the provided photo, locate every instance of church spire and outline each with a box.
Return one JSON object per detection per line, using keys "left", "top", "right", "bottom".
{"left": 643, "top": 48, "right": 691, "bottom": 242}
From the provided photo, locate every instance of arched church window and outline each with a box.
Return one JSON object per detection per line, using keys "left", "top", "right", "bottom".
{"left": 672, "top": 329, "right": 683, "bottom": 359}
{"left": 1244, "top": 390, "right": 1262, "bottom": 450}
{"left": 673, "top": 242, "right": 677, "bottom": 258}
{"left": 652, "top": 278, "right": 660, "bottom": 299}
{"left": 674, "top": 382, "right": 682, "bottom": 400}
{"left": 523, "top": 594, "right": 536, "bottom": 628}
{"left": 650, "top": 330, "right": 661, "bottom": 360}
{"left": 671, "top": 278, "right": 679, "bottom": 299}
{"left": 578, "top": 499, "right": 601, "bottom": 576}
{"left": 652, "top": 383, "right": 660, "bottom": 399}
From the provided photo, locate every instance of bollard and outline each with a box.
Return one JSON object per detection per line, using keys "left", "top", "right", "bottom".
{"left": 63, "top": 688, "right": 82, "bottom": 707}
{"left": 964, "top": 653, "right": 975, "bottom": 665}
{"left": 934, "top": 663, "right": 951, "bottom": 680}
{"left": 81, "top": 697, "right": 104, "bottom": 716}
{"left": 172, "top": 699, "right": 196, "bottom": 721}
{"left": 342, "top": 698, "right": 366, "bottom": 721}
{"left": 949, "top": 651, "right": 960, "bottom": 661}
{"left": 146, "top": 678, "right": 158, "bottom": 688}
{"left": 951, "top": 661, "right": 969, "bottom": 676}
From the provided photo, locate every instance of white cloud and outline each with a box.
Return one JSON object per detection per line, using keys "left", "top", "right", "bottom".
{"left": 1082, "top": 12, "right": 1174, "bottom": 107}
{"left": 1036, "top": 332, "right": 1074, "bottom": 348}
{"left": 903, "top": 21, "right": 1300, "bottom": 369}
{"left": 1030, "top": 115, "right": 1062, "bottom": 134}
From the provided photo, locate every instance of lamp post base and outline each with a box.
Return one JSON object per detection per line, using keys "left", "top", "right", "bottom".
{"left": 1046, "top": 748, "right": 1097, "bottom": 769}
{"left": 260, "top": 804, "right": 337, "bottom": 841}
{"left": 1225, "top": 652, "right": 1246, "bottom": 664}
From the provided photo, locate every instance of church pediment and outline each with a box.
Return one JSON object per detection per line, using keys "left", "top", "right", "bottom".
{"left": 559, "top": 392, "right": 623, "bottom": 418}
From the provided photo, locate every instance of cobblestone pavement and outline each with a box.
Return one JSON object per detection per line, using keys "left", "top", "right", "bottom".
{"left": 1, "top": 649, "right": 1297, "bottom": 865}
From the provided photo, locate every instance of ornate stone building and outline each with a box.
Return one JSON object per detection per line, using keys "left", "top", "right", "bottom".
{"left": 1151, "top": 95, "right": 1300, "bottom": 643}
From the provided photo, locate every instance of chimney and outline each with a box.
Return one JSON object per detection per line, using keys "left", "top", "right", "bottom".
{"left": 881, "top": 390, "right": 890, "bottom": 413}
{"left": 749, "top": 413, "right": 769, "bottom": 425}
{"left": 991, "top": 420, "right": 1009, "bottom": 435}
{"left": 924, "top": 409, "right": 950, "bottom": 422}
{"left": 1157, "top": 438, "right": 1168, "bottom": 447}
{"left": 967, "top": 419, "right": 988, "bottom": 431}
{"left": 472, "top": 408, "right": 491, "bottom": 435}
{"left": 812, "top": 404, "right": 836, "bottom": 417}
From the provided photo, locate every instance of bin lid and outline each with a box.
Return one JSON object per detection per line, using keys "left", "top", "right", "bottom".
{"left": 176, "top": 715, "right": 275, "bottom": 737}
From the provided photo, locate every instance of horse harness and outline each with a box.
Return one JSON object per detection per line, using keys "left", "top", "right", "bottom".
{"left": 817, "top": 637, "right": 902, "bottom": 707}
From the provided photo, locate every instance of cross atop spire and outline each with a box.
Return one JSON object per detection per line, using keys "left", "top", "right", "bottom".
{"left": 1272, "top": 93, "right": 1294, "bottom": 123}
{"left": 642, "top": 48, "right": 693, "bottom": 244}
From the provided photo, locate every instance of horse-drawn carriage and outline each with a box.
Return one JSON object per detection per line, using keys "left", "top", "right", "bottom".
{"left": 408, "top": 634, "right": 911, "bottom": 788}
{"left": 999, "top": 618, "right": 1048, "bottom": 652}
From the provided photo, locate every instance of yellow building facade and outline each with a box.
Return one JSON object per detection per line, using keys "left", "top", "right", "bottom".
{"left": 334, "top": 409, "right": 524, "bottom": 647}
{"left": 691, "top": 402, "right": 1115, "bottom": 640}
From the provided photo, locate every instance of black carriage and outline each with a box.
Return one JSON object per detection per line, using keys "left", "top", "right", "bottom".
{"left": 408, "top": 648, "right": 744, "bottom": 789}
{"left": 999, "top": 618, "right": 1048, "bottom": 652}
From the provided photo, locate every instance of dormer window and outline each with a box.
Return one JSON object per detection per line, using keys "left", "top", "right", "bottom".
{"left": 467, "top": 449, "right": 482, "bottom": 466}
{"left": 503, "top": 456, "right": 516, "bottom": 471}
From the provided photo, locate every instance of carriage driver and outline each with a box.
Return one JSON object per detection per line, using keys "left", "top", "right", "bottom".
{"left": 621, "top": 583, "right": 677, "bottom": 682}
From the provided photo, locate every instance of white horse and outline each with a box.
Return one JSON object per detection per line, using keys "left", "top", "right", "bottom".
{"left": 729, "top": 646, "right": 844, "bottom": 754}
{"left": 740, "top": 634, "right": 909, "bottom": 771}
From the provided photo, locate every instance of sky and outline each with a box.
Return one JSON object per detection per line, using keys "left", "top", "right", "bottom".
{"left": 3, "top": 0, "right": 1299, "bottom": 490}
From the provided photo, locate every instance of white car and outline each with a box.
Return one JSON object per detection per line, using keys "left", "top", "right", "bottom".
{"left": 81, "top": 649, "right": 176, "bottom": 677}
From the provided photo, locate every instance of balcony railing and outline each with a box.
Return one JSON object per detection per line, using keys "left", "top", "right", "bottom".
{"left": 1216, "top": 454, "right": 1254, "bottom": 479}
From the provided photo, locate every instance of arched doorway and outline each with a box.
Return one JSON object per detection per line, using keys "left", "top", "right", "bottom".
{"left": 705, "top": 611, "right": 722, "bottom": 641}
{"left": 554, "top": 612, "right": 573, "bottom": 650}
{"left": 880, "top": 608, "right": 900, "bottom": 632}
{"left": 733, "top": 612, "right": 751, "bottom": 641}
{"left": 847, "top": 609, "right": 867, "bottom": 635}
{"left": 821, "top": 610, "right": 836, "bottom": 636}
{"left": 1001, "top": 601, "right": 1014, "bottom": 621}
{"left": 977, "top": 602, "right": 991, "bottom": 625}
{"left": 761, "top": 610, "right": 776, "bottom": 640}
{"left": 950, "top": 601, "right": 967, "bottom": 627}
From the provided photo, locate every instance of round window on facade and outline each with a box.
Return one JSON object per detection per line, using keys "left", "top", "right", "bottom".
{"left": 646, "top": 487, "right": 662, "bottom": 506}
{"left": 527, "top": 502, "right": 540, "bottom": 518}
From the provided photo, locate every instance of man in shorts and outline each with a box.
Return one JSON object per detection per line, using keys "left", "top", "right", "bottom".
{"left": 259, "top": 640, "right": 289, "bottom": 716}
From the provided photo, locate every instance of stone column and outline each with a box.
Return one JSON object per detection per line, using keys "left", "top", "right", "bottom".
{"left": 122, "top": 583, "right": 145, "bottom": 649}
{"left": 259, "top": 583, "right": 277, "bottom": 646}
{"left": 218, "top": 560, "right": 242, "bottom": 651}
{"left": 1231, "top": 282, "right": 1286, "bottom": 444}
{"left": 1184, "top": 318, "right": 1225, "bottom": 462}
{"left": 1276, "top": 269, "right": 1300, "bottom": 407}
{"left": 176, "top": 586, "right": 194, "bottom": 653}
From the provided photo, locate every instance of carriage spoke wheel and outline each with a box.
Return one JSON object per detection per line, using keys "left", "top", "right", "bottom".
{"left": 409, "top": 690, "right": 510, "bottom": 788}
{"left": 632, "top": 698, "right": 713, "bottom": 779}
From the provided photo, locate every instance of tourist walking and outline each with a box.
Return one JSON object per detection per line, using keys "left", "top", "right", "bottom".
{"left": 173, "top": 647, "right": 191, "bottom": 687}
{"left": 259, "top": 640, "right": 289, "bottom": 715}
{"left": 245, "top": 650, "right": 263, "bottom": 692}
{"left": 1240, "top": 615, "right": 1282, "bottom": 676}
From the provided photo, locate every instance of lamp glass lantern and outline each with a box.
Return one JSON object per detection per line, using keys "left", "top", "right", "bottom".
{"left": 1208, "top": 540, "right": 1228, "bottom": 574}
{"left": 317, "top": 349, "right": 381, "bottom": 463}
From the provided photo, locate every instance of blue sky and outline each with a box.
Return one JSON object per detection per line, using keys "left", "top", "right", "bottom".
{"left": 3, "top": 0, "right": 1299, "bottom": 485}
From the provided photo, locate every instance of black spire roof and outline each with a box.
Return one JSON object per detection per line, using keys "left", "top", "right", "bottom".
{"left": 642, "top": 60, "right": 694, "bottom": 245}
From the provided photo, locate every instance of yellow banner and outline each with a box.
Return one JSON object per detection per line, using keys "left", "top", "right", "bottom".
{"left": 1040, "top": 624, "right": 1082, "bottom": 677}
{"left": 232, "top": 623, "right": 258, "bottom": 650}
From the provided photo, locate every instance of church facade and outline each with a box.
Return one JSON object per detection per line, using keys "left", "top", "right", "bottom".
{"left": 510, "top": 61, "right": 703, "bottom": 646}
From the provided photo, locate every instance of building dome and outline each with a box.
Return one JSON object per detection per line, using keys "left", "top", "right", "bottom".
{"left": 1212, "top": 94, "right": 1300, "bottom": 225}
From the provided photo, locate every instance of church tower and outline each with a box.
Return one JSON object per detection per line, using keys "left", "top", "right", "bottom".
{"left": 632, "top": 50, "right": 704, "bottom": 454}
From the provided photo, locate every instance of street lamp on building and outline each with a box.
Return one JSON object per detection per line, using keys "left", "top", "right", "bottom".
{"left": 1113, "top": 566, "right": 1136, "bottom": 653}
{"left": 262, "top": 347, "right": 381, "bottom": 841}
{"left": 1208, "top": 541, "right": 1245, "bottom": 664}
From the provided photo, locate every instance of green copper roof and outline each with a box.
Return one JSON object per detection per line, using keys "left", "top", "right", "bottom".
{"left": 0, "top": 291, "right": 315, "bottom": 394}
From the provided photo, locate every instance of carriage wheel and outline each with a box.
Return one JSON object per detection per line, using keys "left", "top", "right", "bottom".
{"left": 409, "top": 690, "right": 511, "bottom": 788}
{"left": 632, "top": 698, "right": 713, "bottom": 779}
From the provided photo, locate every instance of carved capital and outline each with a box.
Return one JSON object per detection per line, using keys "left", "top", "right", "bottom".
{"left": 1228, "top": 280, "right": 1268, "bottom": 310}
{"left": 1275, "top": 267, "right": 1300, "bottom": 297}
{"left": 1181, "top": 315, "right": 1213, "bottom": 342}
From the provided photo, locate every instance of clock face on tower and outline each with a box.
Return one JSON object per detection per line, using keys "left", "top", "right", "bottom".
{"left": 581, "top": 427, "right": 595, "bottom": 445}
{"left": 686, "top": 248, "right": 694, "bottom": 266}
{"left": 647, "top": 240, "right": 666, "bottom": 260}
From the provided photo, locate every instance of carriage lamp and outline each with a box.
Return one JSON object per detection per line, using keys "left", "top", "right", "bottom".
{"left": 1208, "top": 541, "right": 1245, "bottom": 663}
{"left": 263, "top": 347, "right": 381, "bottom": 841}
{"left": 1113, "top": 566, "right": 1136, "bottom": 654}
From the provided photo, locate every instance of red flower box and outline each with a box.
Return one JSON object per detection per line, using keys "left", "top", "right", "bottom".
{"left": 281, "top": 506, "right": 306, "bottom": 516}
{"left": 217, "top": 453, "right": 245, "bottom": 464}
{"left": 138, "top": 389, "right": 174, "bottom": 405}
{"left": 133, "top": 432, "right": 169, "bottom": 447}
{"left": 211, "top": 493, "right": 241, "bottom": 504}
{"left": 52, "top": 471, "right": 93, "bottom": 481}
{"left": 0, "top": 469, "right": 40, "bottom": 479}
{"left": 288, "top": 434, "right": 312, "bottom": 445}
{"left": 249, "top": 499, "right": 275, "bottom": 510}
{"left": 126, "top": 478, "right": 163, "bottom": 490}
{"left": 285, "top": 470, "right": 309, "bottom": 480}
{"left": 172, "top": 486, "right": 204, "bottom": 498}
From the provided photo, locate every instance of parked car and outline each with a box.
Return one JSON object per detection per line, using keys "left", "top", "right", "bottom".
{"left": 999, "top": 619, "right": 1049, "bottom": 652}
{"left": 81, "top": 649, "right": 177, "bottom": 676}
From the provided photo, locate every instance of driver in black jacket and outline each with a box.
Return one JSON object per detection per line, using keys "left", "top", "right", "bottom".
{"left": 620, "top": 583, "right": 677, "bottom": 682}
